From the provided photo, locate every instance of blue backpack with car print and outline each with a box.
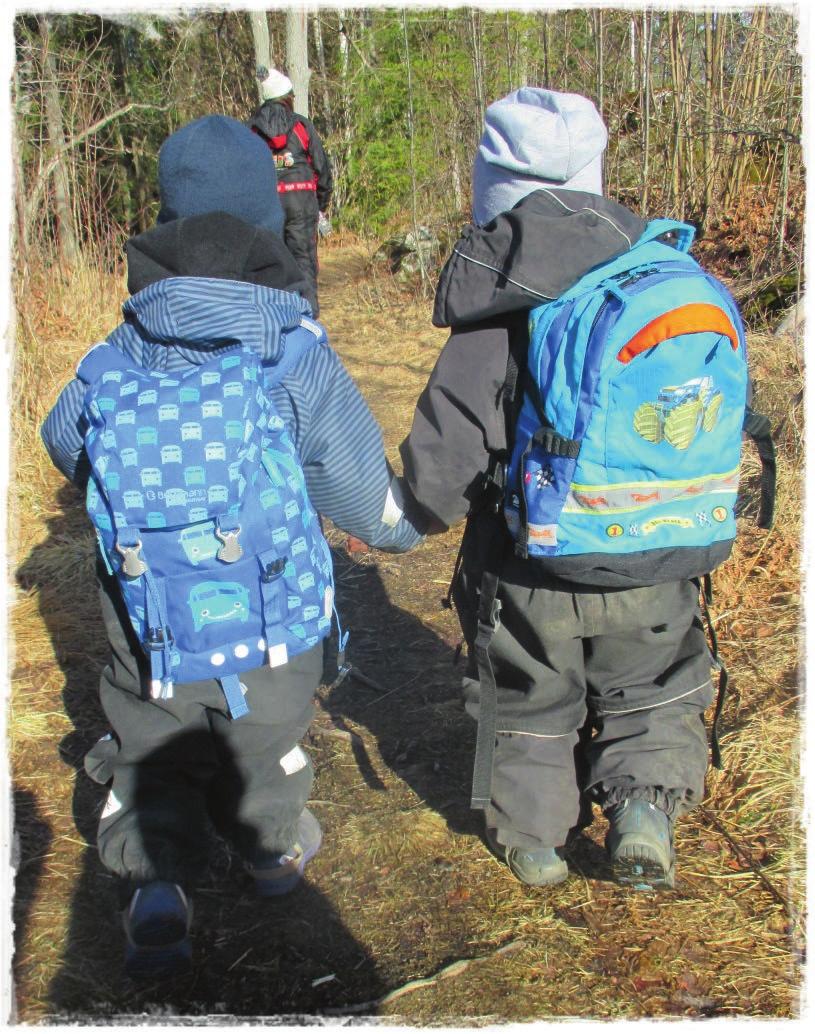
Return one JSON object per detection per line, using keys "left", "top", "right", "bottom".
{"left": 503, "top": 219, "right": 776, "bottom": 584}
{"left": 77, "top": 341, "right": 334, "bottom": 719}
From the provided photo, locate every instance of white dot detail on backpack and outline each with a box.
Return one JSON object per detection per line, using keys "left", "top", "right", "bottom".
{"left": 234, "top": 644, "right": 249, "bottom": 659}
{"left": 211, "top": 652, "right": 226, "bottom": 666}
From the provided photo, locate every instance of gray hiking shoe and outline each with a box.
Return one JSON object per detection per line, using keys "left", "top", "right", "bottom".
{"left": 605, "top": 798, "right": 675, "bottom": 890}
{"left": 506, "top": 845, "right": 569, "bottom": 886}
{"left": 485, "top": 827, "right": 569, "bottom": 886}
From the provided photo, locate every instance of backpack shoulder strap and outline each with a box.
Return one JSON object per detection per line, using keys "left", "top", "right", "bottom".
{"left": 76, "top": 342, "right": 131, "bottom": 385}
{"left": 742, "top": 405, "right": 776, "bottom": 529}
{"left": 263, "top": 317, "right": 325, "bottom": 388}
{"left": 291, "top": 121, "right": 310, "bottom": 153}
{"left": 634, "top": 218, "right": 696, "bottom": 253}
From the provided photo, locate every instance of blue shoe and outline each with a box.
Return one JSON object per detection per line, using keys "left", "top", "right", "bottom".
{"left": 605, "top": 799, "right": 675, "bottom": 890}
{"left": 485, "top": 827, "right": 569, "bottom": 886}
{"left": 250, "top": 808, "right": 322, "bottom": 896}
{"left": 123, "top": 881, "right": 191, "bottom": 979}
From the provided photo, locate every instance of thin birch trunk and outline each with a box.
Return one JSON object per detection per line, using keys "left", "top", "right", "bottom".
{"left": 249, "top": 10, "right": 273, "bottom": 103}
{"left": 38, "top": 15, "right": 79, "bottom": 263}
{"left": 286, "top": 8, "right": 311, "bottom": 117}
{"left": 401, "top": 9, "right": 427, "bottom": 283}
{"left": 468, "top": 8, "right": 486, "bottom": 134}
{"left": 311, "top": 11, "right": 333, "bottom": 133}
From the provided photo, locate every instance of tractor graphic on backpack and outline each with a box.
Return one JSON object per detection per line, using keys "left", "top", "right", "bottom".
{"left": 633, "top": 376, "right": 724, "bottom": 451}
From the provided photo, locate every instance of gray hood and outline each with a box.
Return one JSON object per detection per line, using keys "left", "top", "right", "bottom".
{"left": 433, "top": 188, "right": 647, "bottom": 328}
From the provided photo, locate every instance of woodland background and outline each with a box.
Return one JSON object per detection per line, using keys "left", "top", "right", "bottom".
{"left": 12, "top": 6, "right": 804, "bottom": 323}
{"left": 6, "top": 4, "right": 807, "bottom": 1023}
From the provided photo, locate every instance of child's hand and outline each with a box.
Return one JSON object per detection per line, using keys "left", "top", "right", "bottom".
{"left": 346, "top": 535, "right": 369, "bottom": 554}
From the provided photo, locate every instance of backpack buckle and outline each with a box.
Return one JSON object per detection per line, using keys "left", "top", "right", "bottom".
{"left": 215, "top": 526, "right": 243, "bottom": 563}
{"left": 145, "top": 626, "right": 174, "bottom": 651}
{"left": 115, "top": 540, "right": 147, "bottom": 578}
{"left": 261, "top": 557, "right": 286, "bottom": 582}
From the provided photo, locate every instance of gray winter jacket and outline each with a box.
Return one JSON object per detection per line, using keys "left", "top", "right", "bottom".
{"left": 401, "top": 188, "right": 647, "bottom": 531}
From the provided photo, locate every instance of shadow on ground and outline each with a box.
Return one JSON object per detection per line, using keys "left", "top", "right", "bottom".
{"left": 13, "top": 487, "right": 400, "bottom": 1018}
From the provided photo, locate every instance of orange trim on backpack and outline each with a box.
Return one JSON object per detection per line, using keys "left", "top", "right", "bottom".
{"left": 617, "top": 303, "right": 739, "bottom": 364}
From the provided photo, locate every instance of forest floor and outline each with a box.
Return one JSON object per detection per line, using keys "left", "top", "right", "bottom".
{"left": 8, "top": 241, "right": 806, "bottom": 1023}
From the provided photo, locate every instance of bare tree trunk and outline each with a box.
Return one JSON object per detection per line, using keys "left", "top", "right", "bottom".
{"left": 629, "top": 17, "right": 637, "bottom": 92}
{"left": 286, "top": 8, "right": 311, "bottom": 117}
{"left": 468, "top": 8, "right": 486, "bottom": 135}
{"left": 38, "top": 15, "right": 79, "bottom": 263}
{"left": 311, "top": 11, "right": 333, "bottom": 133}
{"left": 668, "top": 12, "right": 685, "bottom": 216}
{"left": 249, "top": 10, "right": 273, "bottom": 103}
{"left": 334, "top": 9, "right": 352, "bottom": 211}
{"left": 593, "top": 9, "right": 604, "bottom": 115}
{"left": 504, "top": 12, "right": 514, "bottom": 93}
{"left": 702, "top": 12, "right": 715, "bottom": 229}
{"left": 541, "top": 12, "right": 551, "bottom": 88}
{"left": 12, "top": 63, "right": 30, "bottom": 263}
{"left": 640, "top": 10, "right": 653, "bottom": 214}
{"left": 401, "top": 9, "right": 427, "bottom": 284}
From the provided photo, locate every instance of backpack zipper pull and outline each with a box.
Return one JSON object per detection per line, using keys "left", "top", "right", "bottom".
{"left": 215, "top": 520, "right": 243, "bottom": 563}
{"left": 115, "top": 539, "right": 147, "bottom": 578}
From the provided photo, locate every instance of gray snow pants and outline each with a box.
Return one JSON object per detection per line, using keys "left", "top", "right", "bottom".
{"left": 85, "top": 572, "right": 322, "bottom": 891}
{"left": 458, "top": 551, "right": 714, "bottom": 851}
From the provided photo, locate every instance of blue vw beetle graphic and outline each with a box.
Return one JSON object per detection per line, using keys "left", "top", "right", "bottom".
{"left": 158, "top": 403, "right": 180, "bottom": 422}
{"left": 188, "top": 581, "right": 250, "bottom": 632}
{"left": 136, "top": 426, "right": 158, "bottom": 447}
{"left": 179, "top": 525, "right": 220, "bottom": 565}
{"left": 181, "top": 422, "right": 202, "bottom": 441}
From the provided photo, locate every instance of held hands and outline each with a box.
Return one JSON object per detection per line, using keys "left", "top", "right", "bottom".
{"left": 318, "top": 211, "right": 332, "bottom": 238}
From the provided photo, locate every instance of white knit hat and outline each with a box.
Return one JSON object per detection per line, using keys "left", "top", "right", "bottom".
{"left": 472, "top": 87, "right": 608, "bottom": 226}
{"left": 261, "top": 70, "right": 294, "bottom": 101}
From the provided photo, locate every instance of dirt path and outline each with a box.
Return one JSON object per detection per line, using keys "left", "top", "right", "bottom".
{"left": 10, "top": 245, "right": 803, "bottom": 1022}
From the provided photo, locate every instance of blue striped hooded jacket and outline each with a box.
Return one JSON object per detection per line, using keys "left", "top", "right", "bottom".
{"left": 41, "top": 266, "right": 423, "bottom": 554}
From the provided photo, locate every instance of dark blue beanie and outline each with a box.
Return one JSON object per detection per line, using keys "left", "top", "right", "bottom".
{"left": 157, "top": 115, "right": 285, "bottom": 236}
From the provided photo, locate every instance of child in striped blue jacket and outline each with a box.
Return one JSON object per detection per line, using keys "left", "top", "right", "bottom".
{"left": 41, "top": 115, "right": 422, "bottom": 977}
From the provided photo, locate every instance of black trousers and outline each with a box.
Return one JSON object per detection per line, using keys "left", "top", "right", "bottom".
{"left": 85, "top": 575, "right": 323, "bottom": 890}
{"left": 280, "top": 189, "right": 320, "bottom": 316}
{"left": 456, "top": 536, "right": 714, "bottom": 851}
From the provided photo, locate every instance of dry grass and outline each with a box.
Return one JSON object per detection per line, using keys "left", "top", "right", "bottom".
{"left": 8, "top": 245, "right": 804, "bottom": 1022}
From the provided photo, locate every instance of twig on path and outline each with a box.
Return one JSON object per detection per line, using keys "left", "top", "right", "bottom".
{"left": 322, "top": 939, "right": 526, "bottom": 1016}
{"left": 349, "top": 666, "right": 390, "bottom": 694}
{"left": 310, "top": 725, "right": 363, "bottom": 745}
{"left": 698, "top": 805, "right": 791, "bottom": 911}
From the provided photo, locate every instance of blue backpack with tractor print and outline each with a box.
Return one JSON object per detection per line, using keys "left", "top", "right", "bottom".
{"left": 503, "top": 219, "right": 776, "bottom": 585}
{"left": 77, "top": 340, "right": 334, "bottom": 720}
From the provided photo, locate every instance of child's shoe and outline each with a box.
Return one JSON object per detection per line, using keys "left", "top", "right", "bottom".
{"left": 123, "top": 881, "right": 192, "bottom": 979}
{"left": 605, "top": 798, "right": 675, "bottom": 889}
{"left": 485, "top": 827, "right": 569, "bottom": 886}
{"left": 250, "top": 807, "right": 322, "bottom": 896}
{"left": 506, "top": 845, "right": 569, "bottom": 886}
